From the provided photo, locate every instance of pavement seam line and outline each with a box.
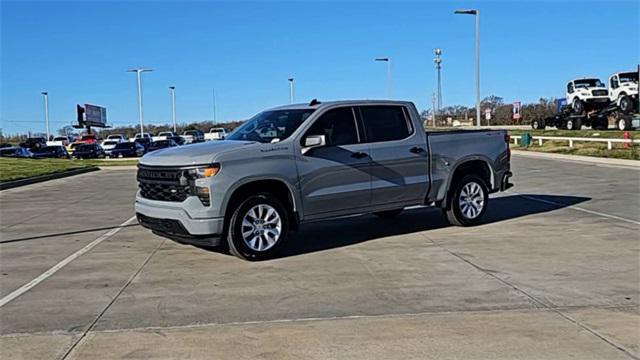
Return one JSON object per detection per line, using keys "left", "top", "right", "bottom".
{"left": 59, "top": 238, "right": 166, "bottom": 360}
{"left": 512, "top": 192, "right": 640, "bottom": 226}
{"left": 420, "top": 233, "right": 639, "bottom": 360}
{"left": 0, "top": 215, "right": 138, "bottom": 308}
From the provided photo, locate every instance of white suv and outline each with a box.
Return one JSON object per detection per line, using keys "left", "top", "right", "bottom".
{"left": 608, "top": 71, "right": 638, "bottom": 114}
{"left": 565, "top": 78, "right": 610, "bottom": 114}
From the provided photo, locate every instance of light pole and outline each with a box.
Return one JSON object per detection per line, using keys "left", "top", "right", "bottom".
{"left": 169, "top": 86, "right": 177, "bottom": 133}
{"left": 454, "top": 9, "right": 480, "bottom": 126}
{"left": 212, "top": 88, "right": 217, "bottom": 123}
{"left": 433, "top": 49, "right": 443, "bottom": 121}
{"left": 375, "top": 57, "right": 392, "bottom": 98}
{"left": 41, "top": 92, "right": 49, "bottom": 140}
{"left": 127, "top": 68, "right": 152, "bottom": 136}
{"left": 288, "top": 77, "right": 295, "bottom": 104}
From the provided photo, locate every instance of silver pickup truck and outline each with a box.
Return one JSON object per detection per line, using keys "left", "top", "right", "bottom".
{"left": 136, "top": 100, "right": 512, "bottom": 260}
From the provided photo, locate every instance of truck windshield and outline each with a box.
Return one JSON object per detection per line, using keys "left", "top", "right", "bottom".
{"left": 619, "top": 72, "right": 638, "bottom": 83}
{"left": 574, "top": 79, "right": 604, "bottom": 88}
{"left": 227, "top": 109, "right": 315, "bottom": 143}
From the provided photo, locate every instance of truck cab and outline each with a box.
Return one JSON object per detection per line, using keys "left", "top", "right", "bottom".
{"left": 566, "top": 78, "right": 610, "bottom": 114}
{"left": 608, "top": 71, "right": 639, "bottom": 114}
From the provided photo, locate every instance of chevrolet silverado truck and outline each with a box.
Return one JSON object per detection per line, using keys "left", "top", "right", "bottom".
{"left": 136, "top": 100, "right": 513, "bottom": 260}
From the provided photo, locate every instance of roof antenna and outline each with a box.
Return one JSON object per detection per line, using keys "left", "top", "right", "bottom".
{"left": 309, "top": 99, "right": 321, "bottom": 106}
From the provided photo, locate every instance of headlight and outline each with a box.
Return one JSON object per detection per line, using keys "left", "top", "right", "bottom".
{"left": 189, "top": 165, "right": 220, "bottom": 178}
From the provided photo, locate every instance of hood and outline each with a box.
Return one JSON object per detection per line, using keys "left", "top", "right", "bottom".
{"left": 139, "top": 140, "right": 256, "bottom": 166}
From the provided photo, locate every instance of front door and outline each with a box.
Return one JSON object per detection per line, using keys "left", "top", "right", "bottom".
{"left": 296, "top": 106, "right": 371, "bottom": 218}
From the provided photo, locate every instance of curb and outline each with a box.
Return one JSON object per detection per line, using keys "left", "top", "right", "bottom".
{"left": 0, "top": 167, "right": 99, "bottom": 191}
{"left": 512, "top": 150, "right": 639, "bottom": 168}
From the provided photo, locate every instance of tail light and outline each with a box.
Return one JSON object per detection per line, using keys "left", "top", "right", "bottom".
{"left": 505, "top": 134, "right": 511, "bottom": 160}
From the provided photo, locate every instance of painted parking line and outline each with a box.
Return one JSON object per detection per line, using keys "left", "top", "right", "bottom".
{"left": 0, "top": 215, "right": 137, "bottom": 308}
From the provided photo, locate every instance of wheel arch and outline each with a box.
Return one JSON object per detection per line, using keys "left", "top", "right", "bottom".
{"left": 440, "top": 156, "right": 494, "bottom": 207}
{"left": 222, "top": 177, "right": 300, "bottom": 230}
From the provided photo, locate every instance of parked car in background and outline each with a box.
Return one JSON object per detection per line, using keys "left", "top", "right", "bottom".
{"left": 19, "top": 137, "right": 47, "bottom": 151}
{"left": 134, "top": 137, "right": 152, "bottom": 151}
{"left": 66, "top": 142, "right": 82, "bottom": 156}
{"left": 148, "top": 139, "right": 179, "bottom": 152}
{"left": 152, "top": 131, "right": 179, "bottom": 142}
{"left": 47, "top": 136, "right": 75, "bottom": 147}
{"left": 0, "top": 147, "right": 33, "bottom": 158}
{"left": 167, "top": 135, "right": 185, "bottom": 146}
{"left": 182, "top": 130, "right": 205, "bottom": 144}
{"left": 32, "top": 145, "right": 70, "bottom": 159}
{"left": 73, "top": 143, "right": 104, "bottom": 159}
{"left": 0, "top": 143, "right": 13, "bottom": 148}
{"left": 77, "top": 134, "right": 98, "bottom": 144}
{"left": 134, "top": 133, "right": 153, "bottom": 142}
{"left": 110, "top": 142, "right": 145, "bottom": 158}
{"left": 608, "top": 71, "right": 639, "bottom": 114}
{"left": 106, "top": 134, "right": 127, "bottom": 142}
{"left": 204, "top": 128, "right": 227, "bottom": 141}
{"left": 101, "top": 140, "right": 120, "bottom": 156}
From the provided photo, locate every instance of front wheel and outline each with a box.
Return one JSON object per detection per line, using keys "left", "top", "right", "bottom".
{"left": 226, "top": 193, "right": 289, "bottom": 261}
{"left": 443, "top": 175, "right": 489, "bottom": 226}
{"left": 619, "top": 96, "right": 634, "bottom": 114}
{"left": 618, "top": 117, "right": 631, "bottom": 131}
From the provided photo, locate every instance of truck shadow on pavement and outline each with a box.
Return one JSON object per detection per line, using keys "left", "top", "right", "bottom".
{"left": 275, "top": 194, "right": 590, "bottom": 258}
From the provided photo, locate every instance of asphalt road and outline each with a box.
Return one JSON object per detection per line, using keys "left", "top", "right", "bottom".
{"left": 0, "top": 155, "right": 638, "bottom": 360}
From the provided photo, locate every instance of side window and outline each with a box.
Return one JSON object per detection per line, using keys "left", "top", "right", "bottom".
{"left": 304, "top": 107, "right": 359, "bottom": 146}
{"left": 360, "top": 106, "right": 412, "bottom": 142}
{"left": 611, "top": 77, "right": 619, "bottom": 89}
{"left": 567, "top": 83, "right": 574, "bottom": 93}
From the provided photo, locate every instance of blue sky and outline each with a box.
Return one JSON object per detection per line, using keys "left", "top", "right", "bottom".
{"left": 1, "top": 0, "right": 638, "bottom": 134}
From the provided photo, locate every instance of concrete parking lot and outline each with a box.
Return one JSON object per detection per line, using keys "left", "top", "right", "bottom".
{"left": 0, "top": 155, "right": 638, "bottom": 360}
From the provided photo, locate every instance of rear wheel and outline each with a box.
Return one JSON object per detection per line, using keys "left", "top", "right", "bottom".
{"left": 617, "top": 117, "right": 631, "bottom": 131}
{"left": 566, "top": 118, "right": 582, "bottom": 130}
{"left": 374, "top": 209, "right": 403, "bottom": 219}
{"left": 226, "top": 193, "right": 289, "bottom": 261}
{"left": 443, "top": 175, "right": 489, "bottom": 227}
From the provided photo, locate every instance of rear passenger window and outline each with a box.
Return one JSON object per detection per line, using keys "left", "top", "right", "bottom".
{"left": 360, "top": 106, "right": 411, "bottom": 142}
{"left": 304, "top": 107, "right": 359, "bottom": 146}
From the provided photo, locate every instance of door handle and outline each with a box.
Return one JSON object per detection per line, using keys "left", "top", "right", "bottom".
{"left": 410, "top": 147, "right": 425, "bottom": 154}
{"left": 351, "top": 152, "right": 369, "bottom": 159}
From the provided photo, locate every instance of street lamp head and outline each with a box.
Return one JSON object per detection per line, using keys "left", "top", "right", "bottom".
{"left": 127, "top": 68, "right": 153, "bottom": 73}
{"left": 454, "top": 9, "right": 478, "bottom": 15}
{"left": 169, "top": 86, "right": 175, "bottom": 90}
{"left": 288, "top": 78, "right": 294, "bottom": 82}
{"left": 434, "top": 58, "right": 442, "bottom": 64}
{"left": 41, "top": 91, "right": 48, "bottom": 96}
{"left": 434, "top": 48, "right": 442, "bottom": 56}
{"left": 375, "top": 57, "right": 389, "bottom": 62}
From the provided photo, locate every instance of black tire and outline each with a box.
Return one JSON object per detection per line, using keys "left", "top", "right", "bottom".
{"left": 619, "top": 96, "right": 633, "bottom": 114}
{"left": 566, "top": 118, "right": 582, "bottom": 131}
{"left": 572, "top": 98, "right": 585, "bottom": 115}
{"left": 374, "top": 209, "right": 403, "bottom": 219}
{"left": 443, "top": 174, "right": 489, "bottom": 227}
{"left": 226, "top": 193, "right": 289, "bottom": 261}
{"left": 617, "top": 117, "right": 631, "bottom": 131}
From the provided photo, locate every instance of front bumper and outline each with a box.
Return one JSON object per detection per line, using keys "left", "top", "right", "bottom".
{"left": 135, "top": 199, "right": 224, "bottom": 246}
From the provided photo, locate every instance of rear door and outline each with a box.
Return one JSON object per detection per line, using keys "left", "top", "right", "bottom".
{"left": 358, "top": 105, "right": 429, "bottom": 207}
{"left": 296, "top": 106, "right": 371, "bottom": 218}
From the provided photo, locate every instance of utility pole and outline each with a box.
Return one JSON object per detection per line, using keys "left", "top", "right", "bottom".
{"left": 41, "top": 92, "right": 49, "bottom": 140}
{"left": 169, "top": 86, "right": 177, "bottom": 133}
{"left": 127, "top": 68, "right": 152, "bottom": 136}
{"left": 454, "top": 9, "right": 480, "bottom": 126}
{"left": 375, "top": 57, "right": 392, "bottom": 98}
{"left": 288, "top": 77, "right": 295, "bottom": 104}
{"left": 433, "top": 49, "right": 443, "bottom": 119}
{"left": 212, "top": 88, "right": 217, "bottom": 124}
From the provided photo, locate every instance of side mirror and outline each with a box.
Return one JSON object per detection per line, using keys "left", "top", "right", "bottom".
{"left": 302, "top": 135, "right": 326, "bottom": 154}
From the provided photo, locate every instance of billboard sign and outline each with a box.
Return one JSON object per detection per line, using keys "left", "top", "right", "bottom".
{"left": 83, "top": 104, "right": 107, "bottom": 127}
{"left": 513, "top": 101, "right": 521, "bottom": 120}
